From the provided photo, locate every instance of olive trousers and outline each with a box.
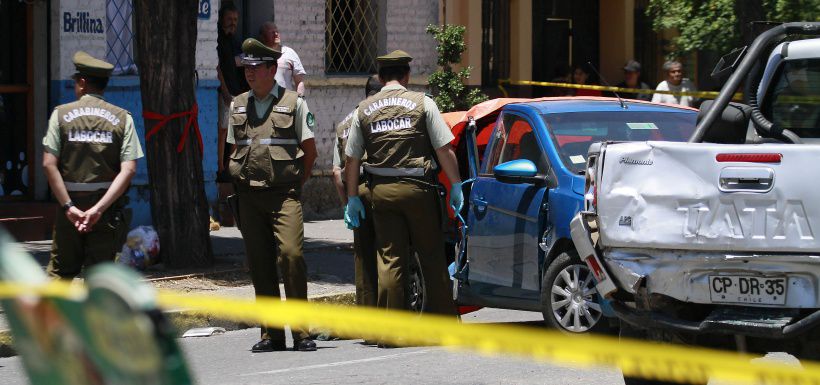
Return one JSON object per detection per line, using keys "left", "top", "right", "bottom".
{"left": 369, "top": 179, "right": 455, "bottom": 315}
{"left": 353, "top": 183, "right": 378, "bottom": 308}
{"left": 47, "top": 193, "right": 128, "bottom": 279}
{"left": 237, "top": 187, "right": 310, "bottom": 342}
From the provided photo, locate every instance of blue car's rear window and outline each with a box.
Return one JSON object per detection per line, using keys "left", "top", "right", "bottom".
{"left": 542, "top": 111, "right": 696, "bottom": 174}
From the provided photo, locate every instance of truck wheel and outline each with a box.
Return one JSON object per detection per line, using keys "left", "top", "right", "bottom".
{"left": 620, "top": 322, "right": 702, "bottom": 385}
{"left": 407, "top": 251, "right": 426, "bottom": 313}
{"left": 541, "top": 251, "right": 605, "bottom": 333}
{"left": 623, "top": 377, "right": 678, "bottom": 385}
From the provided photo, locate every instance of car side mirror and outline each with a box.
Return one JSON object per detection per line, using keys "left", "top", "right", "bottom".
{"left": 493, "top": 159, "right": 547, "bottom": 186}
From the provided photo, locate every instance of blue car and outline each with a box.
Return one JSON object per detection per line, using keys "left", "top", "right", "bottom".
{"left": 452, "top": 97, "right": 697, "bottom": 333}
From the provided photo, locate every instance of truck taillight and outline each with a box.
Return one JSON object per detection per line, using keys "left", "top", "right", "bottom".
{"left": 716, "top": 153, "right": 782, "bottom": 163}
{"left": 592, "top": 184, "right": 597, "bottom": 209}
{"left": 584, "top": 255, "right": 607, "bottom": 282}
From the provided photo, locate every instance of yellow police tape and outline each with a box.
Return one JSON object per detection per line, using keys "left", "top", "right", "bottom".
{"left": 3, "top": 280, "right": 820, "bottom": 385}
{"left": 497, "top": 79, "right": 744, "bottom": 101}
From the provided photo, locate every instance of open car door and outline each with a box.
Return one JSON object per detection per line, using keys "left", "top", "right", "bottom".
{"left": 443, "top": 99, "right": 543, "bottom": 311}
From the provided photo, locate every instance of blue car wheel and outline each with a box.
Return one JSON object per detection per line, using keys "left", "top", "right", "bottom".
{"left": 541, "top": 250, "right": 605, "bottom": 333}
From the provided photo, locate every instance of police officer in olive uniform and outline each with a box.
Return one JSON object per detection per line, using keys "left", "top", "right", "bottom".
{"left": 42, "top": 51, "right": 143, "bottom": 279}
{"left": 344, "top": 51, "right": 464, "bottom": 327}
{"left": 227, "top": 39, "right": 318, "bottom": 352}
{"left": 332, "top": 76, "right": 382, "bottom": 313}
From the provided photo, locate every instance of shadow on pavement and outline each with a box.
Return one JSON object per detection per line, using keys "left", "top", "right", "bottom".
{"left": 14, "top": 222, "right": 356, "bottom": 285}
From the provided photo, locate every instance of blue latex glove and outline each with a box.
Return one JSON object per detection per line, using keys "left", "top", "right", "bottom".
{"left": 345, "top": 196, "right": 366, "bottom": 229}
{"left": 449, "top": 182, "right": 464, "bottom": 213}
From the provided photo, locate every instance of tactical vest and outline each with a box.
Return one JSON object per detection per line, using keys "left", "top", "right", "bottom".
{"left": 334, "top": 109, "right": 357, "bottom": 170}
{"left": 57, "top": 95, "right": 127, "bottom": 192}
{"left": 357, "top": 88, "right": 434, "bottom": 179}
{"left": 228, "top": 87, "right": 303, "bottom": 188}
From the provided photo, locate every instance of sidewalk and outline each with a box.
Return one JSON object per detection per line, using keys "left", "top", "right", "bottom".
{"left": 0, "top": 219, "right": 356, "bottom": 357}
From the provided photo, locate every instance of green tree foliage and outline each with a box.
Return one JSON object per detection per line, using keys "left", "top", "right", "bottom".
{"left": 426, "top": 24, "right": 488, "bottom": 112}
{"left": 647, "top": 0, "right": 820, "bottom": 58}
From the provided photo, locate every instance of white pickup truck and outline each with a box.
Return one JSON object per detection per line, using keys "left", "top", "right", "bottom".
{"left": 571, "top": 22, "right": 820, "bottom": 385}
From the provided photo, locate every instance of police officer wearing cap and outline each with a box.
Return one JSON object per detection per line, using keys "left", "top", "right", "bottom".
{"left": 227, "top": 38, "right": 318, "bottom": 352}
{"left": 42, "top": 51, "right": 143, "bottom": 279}
{"left": 344, "top": 51, "right": 462, "bottom": 324}
{"left": 332, "top": 75, "right": 382, "bottom": 315}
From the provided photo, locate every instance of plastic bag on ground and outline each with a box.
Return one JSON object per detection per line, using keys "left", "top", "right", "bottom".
{"left": 116, "top": 226, "right": 160, "bottom": 270}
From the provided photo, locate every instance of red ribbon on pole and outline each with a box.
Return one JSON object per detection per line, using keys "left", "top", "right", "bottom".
{"left": 143, "top": 103, "right": 203, "bottom": 154}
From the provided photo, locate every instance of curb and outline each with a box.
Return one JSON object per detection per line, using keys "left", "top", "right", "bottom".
{"left": 0, "top": 291, "right": 356, "bottom": 358}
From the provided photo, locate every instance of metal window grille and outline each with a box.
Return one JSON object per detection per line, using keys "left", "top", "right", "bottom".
{"left": 106, "top": 0, "right": 137, "bottom": 75}
{"left": 325, "top": 0, "right": 378, "bottom": 74}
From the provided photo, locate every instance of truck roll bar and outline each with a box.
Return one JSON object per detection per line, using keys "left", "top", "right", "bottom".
{"left": 690, "top": 22, "right": 820, "bottom": 143}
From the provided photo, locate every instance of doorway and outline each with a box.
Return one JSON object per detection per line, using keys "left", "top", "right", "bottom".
{"left": 532, "top": 0, "right": 599, "bottom": 97}
{"left": 0, "top": 1, "right": 33, "bottom": 199}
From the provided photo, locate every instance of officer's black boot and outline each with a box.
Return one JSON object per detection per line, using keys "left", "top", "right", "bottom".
{"left": 251, "top": 339, "right": 287, "bottom": 353}
{"left": 294, "top": 338, "right": 317, "bottom": 352}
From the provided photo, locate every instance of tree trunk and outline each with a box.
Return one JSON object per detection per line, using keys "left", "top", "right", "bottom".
{"left": 133, "top": 1, "right": 213, "bottom": 268}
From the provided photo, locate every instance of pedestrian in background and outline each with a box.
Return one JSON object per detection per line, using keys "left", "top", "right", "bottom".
{"left": 652, "top": 60, "right": 698, "bottom": 107}
{"left": 216, "top": 1, "right": 248, "bottom": 180}
{"left": 344, "top": 51, "right": 462, "bottom": 345}
{"left": 547, "top": 63, "right": 574, "bottom": 97}
{"left": 572, "top": 64, "right": 602, "bottom": 97}
{"left": 259, "top": 22, "right": 307, "bottom": 97}
{"left": 42, "top": 51, "right": 143, "bottom": 279}
{"left": 332, "top": 75, "right": 382, "bottom": 325}
{"left": 227, "top": 38, "right": 318, "bottom": 352}
{"left": 610, "top": 60, "right": 651, "bottom": 101}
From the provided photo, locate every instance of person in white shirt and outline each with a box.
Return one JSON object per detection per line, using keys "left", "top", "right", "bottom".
{"left": 259, "top": 21, "right": 307, "bottom": 96}
{"left": 651, "top": 60, "right": 698, "bottom": 107}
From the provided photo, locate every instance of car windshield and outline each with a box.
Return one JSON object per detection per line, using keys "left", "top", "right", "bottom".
{"left": 542, "top": 111, "right": 696, "bottom": 174}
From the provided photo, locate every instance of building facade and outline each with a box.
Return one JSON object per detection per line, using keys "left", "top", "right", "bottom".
{"left": 255, "top": 0, "right": 439, "bottom": 219}
{"left": 446, "top": 0, "right": 705, "bottom": 99}
{"left": 0, "top": 0, "right": 441, "bottom": 240}
{"left": 3, "top": 0, "right": 704, "bottom": 241}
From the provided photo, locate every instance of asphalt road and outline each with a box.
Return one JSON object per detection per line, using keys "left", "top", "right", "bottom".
{"left": 0, "top": 308, "right": 626, "bottom": 385}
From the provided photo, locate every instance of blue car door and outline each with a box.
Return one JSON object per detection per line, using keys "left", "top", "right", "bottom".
{"left": 465, "top": 111, "right": 549, "bottom": 303}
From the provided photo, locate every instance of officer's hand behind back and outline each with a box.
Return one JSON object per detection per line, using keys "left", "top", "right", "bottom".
{"left": 345, "top": 196, "right": 365, "bottom": 229}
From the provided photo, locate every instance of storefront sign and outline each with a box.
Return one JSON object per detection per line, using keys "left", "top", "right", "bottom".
{"left": 199, "top": 0, "right": 211, "bottom": 20}
{"left": 63, "top": 11, "right": 105, "bottom": 34}
{"left": 60, "top": 10, "right": 105, "bottom": 36}
{"left": 58, "top": 5, "right": 107, "bottom": 78}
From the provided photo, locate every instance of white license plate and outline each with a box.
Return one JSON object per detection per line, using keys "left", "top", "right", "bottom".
{"left": 709, "top": 275, "right": 787, "bottom": 305}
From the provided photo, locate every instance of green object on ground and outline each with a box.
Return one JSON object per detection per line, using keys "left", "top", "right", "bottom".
{"left": 0, "top": 229, "right": 192, "bottom": 385}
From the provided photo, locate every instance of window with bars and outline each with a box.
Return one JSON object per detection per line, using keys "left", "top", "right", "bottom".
{"left": 325, "top": 0, "right": 378, "bottom": 74}
{"left": 106, "top": 0, "right": 136, "bottom": 75}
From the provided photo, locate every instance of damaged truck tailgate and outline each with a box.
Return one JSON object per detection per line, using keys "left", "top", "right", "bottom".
{"left": 582, "top": 141, "right": 820, "bottom": 309}
{"left": 597, "top": 141, "right": 820, "bottom": 253}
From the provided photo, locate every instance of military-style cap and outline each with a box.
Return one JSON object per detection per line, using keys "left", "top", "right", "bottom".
{"left": 241, "top": 38, "right": 281, "bottom": 66}
{"left": 377, "top": 50, "right": 413, "bottom": 69}
{"left": 623, "top": 60, "right": 642, "bottom": 73}
{"left": 72, "top": 51, "right": 114, "bottom": 78}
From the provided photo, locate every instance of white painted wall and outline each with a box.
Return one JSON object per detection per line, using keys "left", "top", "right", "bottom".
{"left": 51, "top": 0, "right": 220, "bottom": 80}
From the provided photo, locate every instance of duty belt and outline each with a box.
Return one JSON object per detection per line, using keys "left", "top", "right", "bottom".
{"left": 64, "top": 181, "right": 112, "bottom": 192}
{"left": 363, "top": 164, "right": 425, "bottom": 177}
{"left": 235, "top": 138, "right": 299, "bottom": 145}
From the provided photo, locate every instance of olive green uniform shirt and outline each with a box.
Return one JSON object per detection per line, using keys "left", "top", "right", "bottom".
{"left": 344, "top": 84, "right": 453, "bottom": 160}
{"left": 42, "top": 94, "right": 144, "bottom": 161}
{"left": 227, "top": 83, "right": 314, "bottom": 144}
{"left": 332, "top": 136, "right": 342, "bottom": 168}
